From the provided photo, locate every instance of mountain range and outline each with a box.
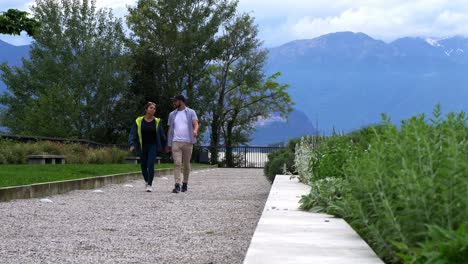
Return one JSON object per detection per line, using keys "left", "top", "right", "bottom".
{"left": 2, "top": 32, "right": 468, "bottom": 143}
{"left": 266, "top": 32, "right": 468, "bottom": 133}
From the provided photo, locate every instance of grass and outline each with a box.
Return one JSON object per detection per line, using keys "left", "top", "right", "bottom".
{"left": 0, "top": 163, "right": 209, "bottom": 188}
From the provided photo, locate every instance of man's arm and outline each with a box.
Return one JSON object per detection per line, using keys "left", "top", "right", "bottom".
{"left": 165, "top": 112, "right": 173, "bottom": 152}
{"left": 191, "top": 109, "right": 199, "bottom": 137}
{"left": 192, "top": 120, "right": 199, "bottom": 137}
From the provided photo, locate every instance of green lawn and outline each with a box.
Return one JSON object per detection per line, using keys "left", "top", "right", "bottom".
{"left": 0, "top": 163, "right": 204, "bottom": 188}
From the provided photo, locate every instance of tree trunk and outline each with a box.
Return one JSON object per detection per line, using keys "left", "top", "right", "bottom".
{"left": 225, "top": 120, "right": 234, "bottom": 167}
{"left": 209, "top": 115, "right": 220, "bottom": 164}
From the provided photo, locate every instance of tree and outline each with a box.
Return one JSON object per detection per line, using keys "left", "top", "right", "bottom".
{"left": 0, "top": 9, "right": 40, "bottom": 36}
{"left": 203, "top": 13, "right": 293, "bottom": 164}
{"left": 0, "top": 0, "right": 130, "bottom": 142}
{"left": 125, "top": 0, "right": 237, "bottom": 131}
{"left": 223, "top": 73, "right": 292, "bottom": 166}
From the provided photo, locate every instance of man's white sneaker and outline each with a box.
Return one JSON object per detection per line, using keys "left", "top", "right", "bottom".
{"left": 146, "top": 185, "right": 153, "bottom": 192}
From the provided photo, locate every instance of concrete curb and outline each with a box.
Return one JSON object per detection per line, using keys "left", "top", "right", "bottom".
{"left": 243, "top": 175, "right": 383, "bottom": 264}
{"left": 0, "top": 165, "right": 215, "bottom": 202}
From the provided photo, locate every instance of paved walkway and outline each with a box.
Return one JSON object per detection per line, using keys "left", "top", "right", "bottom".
{"left": 243, "top": 175, "right": 384, "bottom": 264}
{"left": 0, "top": 168, "right": 270, "bottom": 264}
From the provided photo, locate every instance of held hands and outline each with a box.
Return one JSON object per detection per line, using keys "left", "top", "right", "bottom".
{"left": 165, "top": 146, "right": 172, "bottom": 153}
{"left": 129, "top": 146, "right": 135, "bottom": 152}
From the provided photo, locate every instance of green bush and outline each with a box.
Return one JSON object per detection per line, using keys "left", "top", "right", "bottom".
{"left": 309, "top": 135, "right": 357, "bottom": 181}
{"left": 0, "top": 140, "right": 27, "bottom": 164}
{"left": 264, "top": 148, "right": 294, "bottom": 182}
{"left": 84, "top": 148, "right": 129, "bottom": 164}
{"left": 299, "top": 177, "right": 347, "bottom": 216}
{"left": 294, "top": 136, "right": 324, "bottom": 183}
{"left": 62, "top": 143, "right": 88, "bottom": 163}
{"left": 108, "top": 147, "right": 128, "bottom": 164}
{"left": 32, "top": 141, "right": 63, "bottom": 155}
{"left": 264, "top": 141, "right": 297, "bottom": 182}
{"left": 297, "top": 106, "right": 468, "bottom": 263}
{"left": 346, "top": 124, "right": 387, "bottom": 150}
{"left": 0, "top": 140, "right": 129, "bottom": 164}
{"left": 0, "top": 153, "right": 6, "bottom": 164}
{"left": 394, "top": 223, "right": 468, "bottom": 264}
{"left": 342, "top": 110, "right": 468, "bottom": 262}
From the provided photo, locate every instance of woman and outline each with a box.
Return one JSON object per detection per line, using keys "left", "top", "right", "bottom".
{"left": 128, "top": 102, "right": 166, "bottom": 192}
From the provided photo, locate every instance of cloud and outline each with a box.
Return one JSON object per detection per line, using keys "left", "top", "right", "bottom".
{"left": 239, "top": 0, "right": 468, "bottom": 46}
{"left": 0, "top": 0, "right": 34, "bottom": 11}
{"left": 3, "top": 0, "right": 468, "bottom": 47}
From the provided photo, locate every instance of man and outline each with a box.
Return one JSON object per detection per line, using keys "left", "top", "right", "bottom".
{"left": 165, "top": 95, "right": 199, "bottom": 193}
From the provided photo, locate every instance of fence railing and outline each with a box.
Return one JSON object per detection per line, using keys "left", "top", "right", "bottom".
{"left": 194, "top": 145, "right": 284, "bottom": 168}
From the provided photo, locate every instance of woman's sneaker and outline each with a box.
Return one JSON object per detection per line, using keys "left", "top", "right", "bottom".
{"left": 181, "top": 183, "right": 188, "bottom": 192}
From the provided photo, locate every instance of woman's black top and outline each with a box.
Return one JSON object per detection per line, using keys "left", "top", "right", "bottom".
{"left": 141, "top": 119, "right": 157, "bottom": 145}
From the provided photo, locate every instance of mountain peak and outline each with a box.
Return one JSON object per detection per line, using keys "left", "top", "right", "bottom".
{"left": 317, "top": 31, "right": 375, "bottom": 41}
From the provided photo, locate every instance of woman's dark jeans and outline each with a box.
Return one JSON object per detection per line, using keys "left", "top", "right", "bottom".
{"left": 140, "top": 144, "right": 157, "bottom": 186}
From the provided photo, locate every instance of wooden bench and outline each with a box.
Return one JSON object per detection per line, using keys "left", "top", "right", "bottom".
{"left": 124, "top": 156, "right": 162, "bottom": 165}
{"left": 27, "top": 155, "right": 66, "bottom": 165}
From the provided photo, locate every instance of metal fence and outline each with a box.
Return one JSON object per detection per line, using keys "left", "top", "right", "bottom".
{"left": 194, "top": 145, "right": 284, "bottom": 168}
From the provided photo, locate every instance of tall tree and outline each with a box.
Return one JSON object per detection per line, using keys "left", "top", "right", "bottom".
{"left": 222, "top": 72, "right": 292, "bottom": 166}
{"left": 203, "top": 13, "right": 293, "bottom": 164}
{"left": 0, "top": 0, "right": 129, "bottom": 142}
{"left": 0, "top": 9, "right": 40, "bottom": 36}
{"left": 125, "top": 0, "right": 237, "bottom": 129}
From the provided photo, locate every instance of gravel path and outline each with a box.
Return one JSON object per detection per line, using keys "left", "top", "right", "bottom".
{"left": 0, "top": 168, "right": 270, "bottom": 264}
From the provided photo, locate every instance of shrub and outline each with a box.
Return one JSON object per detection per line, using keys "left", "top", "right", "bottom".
{"left": 294, "top": 136, "right": 322, "bottom": 183}
{"left": 309, "top": 135, "right": 358, "bottom": 181}
{"left": 395, "top": 223, "right": 468, "bottom": 264}
{"left": 219, "top": 153, "right": 245, "bottom": 168}
{"left": 62, "top": 143, "right": 88, "bottom": 163}
{"left": 297, "top": 106, "right": 468, "bottom": 263}
{"left": 32, "top": 141, "right": 63, "bottom": 155}
{"left": 299, "top": 177, "right": 347, "bottom": 216}
{"left": 341, "top": 110, "right": 468, "bottom": 262}
{"left": 0, "top": 140, "right": 129, "bottom": 164}
{"left": 107, "top": 147, "right": 128, "bottom": 164}
{"left": 0, "top": 153, "right": 6, "bottom": 164}
{"left": 264, "top": 147, "right": 295, "bottom": 182}
{"left": 1, "top": 142, "right": 28, "bottom": 164}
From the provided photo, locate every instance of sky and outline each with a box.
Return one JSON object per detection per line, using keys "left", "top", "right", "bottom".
{"left": 2, "top": 0, "right": 468, "bottom": 47}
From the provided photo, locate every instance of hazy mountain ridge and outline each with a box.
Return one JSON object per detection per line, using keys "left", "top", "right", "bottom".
{"left": 267, "top": 32, "right": 468, "bottom": 133}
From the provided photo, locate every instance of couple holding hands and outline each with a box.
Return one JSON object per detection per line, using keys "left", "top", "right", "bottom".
{"left": 128, "top": 95, "right": 199, "bottom": 193}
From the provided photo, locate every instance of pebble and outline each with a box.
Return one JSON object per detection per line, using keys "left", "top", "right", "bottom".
{"left": 0, "top": 168, "right": 270, "bottom": 264}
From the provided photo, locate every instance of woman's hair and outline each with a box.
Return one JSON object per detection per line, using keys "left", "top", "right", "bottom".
{"left": 143, "top": 102, "right": 156, "bottom": 115}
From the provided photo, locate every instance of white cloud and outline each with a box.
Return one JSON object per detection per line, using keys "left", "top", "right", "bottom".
{"left": 0, "top": 0, "right": 34, "bottom": 11}
{"left": 2, "top": 0, "right": 468, "bottom": 46}
{"left": 239, "top": 0, "right": 468, "bottom": 46}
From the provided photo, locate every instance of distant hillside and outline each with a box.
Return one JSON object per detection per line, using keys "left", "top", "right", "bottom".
{"left": 267, "top": 32, "right": 468, "bottom": 133}
{"left": 249, "top": 110, "right": 317, "bottom": 145}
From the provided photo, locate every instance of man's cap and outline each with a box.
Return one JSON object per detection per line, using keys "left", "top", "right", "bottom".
{"left": 172, "top": 94, "right": 186, "bottom": 103}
